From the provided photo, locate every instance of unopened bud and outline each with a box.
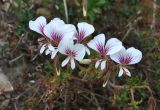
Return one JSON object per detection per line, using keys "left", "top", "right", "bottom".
{"left": 79, "top": 59, "right": 91, "bottom": 64}
{"left": 82, "top": 0, "right": 87, "bottom": 17}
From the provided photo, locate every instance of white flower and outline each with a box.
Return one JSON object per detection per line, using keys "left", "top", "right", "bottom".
{"left": 110, "top": 47, "right": 142, "bottom": 77}
{"left": 39, "top": 44, "right": 58, "bottom": 59}
{"left": 72, "top": 22, "right": 95, "bottom": 55}
{"left": 73, "top": 22, "right": 95, "bottom": 42}
{"left": 45, "top": 44, "right": 58, "bottom": 59}
{"left": 29, "top": 16, "right": 47, "bottom": 36}
{"left": 29, "top": 17, "right": 75, "bottom": 58}
{"left": 58, "top": 38, "right": 86, "bottom": 70}
{"left": 43, "top": 18, "right": 75, "bottom": 45}
{"left": 87, "top": 34, "right": 123, "bottom": 70}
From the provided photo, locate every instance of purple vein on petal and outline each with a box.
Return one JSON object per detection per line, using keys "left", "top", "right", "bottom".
{"left": 96, "top": 42, "right": 110, "bottom": 56}
{"left": 118, "top": 54, "right": 133, "bottom": 64}
{"left": 50, "top": 32, "right": 63, "bottom": 44}
{"left": 65, "top": 48, "right": 77, "bottom": 57}
{"left": 39, "top": 24, "right": 45, "bottom": 35}
{"left": 75, "top": 29, "right": 86, "bottom": 42}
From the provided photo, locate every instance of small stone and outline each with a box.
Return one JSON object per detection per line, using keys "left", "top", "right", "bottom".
{"left": 0, "top": 69, "right": 14, "bottom": 94}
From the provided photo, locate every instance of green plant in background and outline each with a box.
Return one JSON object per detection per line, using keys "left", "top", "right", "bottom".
{"left": 123, "top": 0, "right": 138, "bottom": 5}
{"left": 11, "top": 0, "right": 50, "bottom": 37}
{"left": 115, "top": 88, "right": 130, "bottom": 108}
{"left": 44, "top": 60, "right": 55, "bottom": 76}
{"left": 9, "top": 0, "right": 35, "bottom": 37}
{"left": 87, "top": 0, "right": 108, "bottom": 22}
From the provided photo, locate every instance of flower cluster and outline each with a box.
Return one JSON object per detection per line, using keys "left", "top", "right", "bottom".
{"left": 29, "top": 16, "right": 142, "bottom": 77}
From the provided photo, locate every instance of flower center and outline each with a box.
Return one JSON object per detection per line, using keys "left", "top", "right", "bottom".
{"left": 119, "top": 54, "right": 132, "bottom": 64}
{"left": 65, "top": 48, "right": 77, "bottom": 57}
{"left": 50, "top": 32, "right": 63, "bottom": 44}
{"left": 96, "top": 42, "right": 109, "bottom": 57}
{"left": 75, "top": 30, "right": 85, "bottom": 42}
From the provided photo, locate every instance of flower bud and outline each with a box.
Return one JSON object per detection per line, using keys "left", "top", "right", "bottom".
{"left": 148, "top": 96, "right": 156, "bottom": 110}
{"left": 82, "top": 0, "right": 87, "bottom": 17}
{"left": 79, "top": 59, "right": 91, "bottom": 64}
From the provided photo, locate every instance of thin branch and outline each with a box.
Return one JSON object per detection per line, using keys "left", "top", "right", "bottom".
{"left": 81, "top": 94, "right": 97, "bottom": 106}
{"left": 91, "top": 93, "right": 102, "bottom": 110}
{"left": 31, "top": 53, "right": 39, "bottom": 61}
{"left": 14, "top": 101, "right": 18, "bottom": 110}
{"left": 11, "top": 34, "right": 25, "bottom": 53}
{"left": 151, "top": 0, "right": 157, "bottom": 31}
{"left": 108, "top": 81, "right": 125, "bottom": 89}
{"left": 130, "top": 88, "right": 135, "bottom": 102}
{"left": 122, "top": 23, "right": 134, "bottom": 41}
{"left": 9, "top": 54, "right": 24, "bottom": 64}
{"left": 122, "top": 16, "right": 142, "bottom": 41}
{"left": 63, "top": 0, "right": 69, "bottom": 23}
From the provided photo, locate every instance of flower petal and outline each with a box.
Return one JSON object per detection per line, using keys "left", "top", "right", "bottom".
{"left": 45, "top": 49, "right": 50, "bottom": 55}
{"left": 122, "top": 67, "right": 131, "bottom": 77}
{"left": 44, "top": 18, "right": 75, "bottom": 43}
{"left": 48, "top": 44, "right": 55, "bottom": 51}
{"left": 118, "top": 67, "right": 124, "bottom": 77}
{"left": 87, "top": 34, "right": 105, "bottom": 52}
{"left": 126, "top": 47, "right": 142, "bottom": 64}
{"left": 61, "top": 57, "right": 70, "bottom": 67}
{"left": 74, "top": 44, "right": 86, "bottom": 61}
{"left": 43, "top": 20, "right": 63, "bottom": 40}
{"left": 71, "top": 58, "right": 76, "bottom": 70}
{"left": 29, "top": 16, "right": 46, "bottom": 35}
{"left": 95, "top": 60, "right": 101, "bottom": 69}
{"left": 110, "top": 47, "right": 126, "bottom": 64}
{"left": 61, "top": 24, "right": 76, "bottom": 40}
{"left": 58, "top": 38, "right": 74, "bottom": 55}
{"left": 51, "top": 50, "right": 58, "bottom": 59}
{"left": 105, "top": 38, "right": 123, "bottom": 55}
{"left": 50, "top": 18, "right": 65, "bottom": 26}
{"left": 40, "top": 44, "right": 46, "bottom": 54}
{"left": 76, "top": 22, "right": 95, "bottom": 41}
{"left": 85, "top": 46, "right": 90, "bottom": 55}
{"left": 100, "top": 60, "right": 106, "bottom": 70}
